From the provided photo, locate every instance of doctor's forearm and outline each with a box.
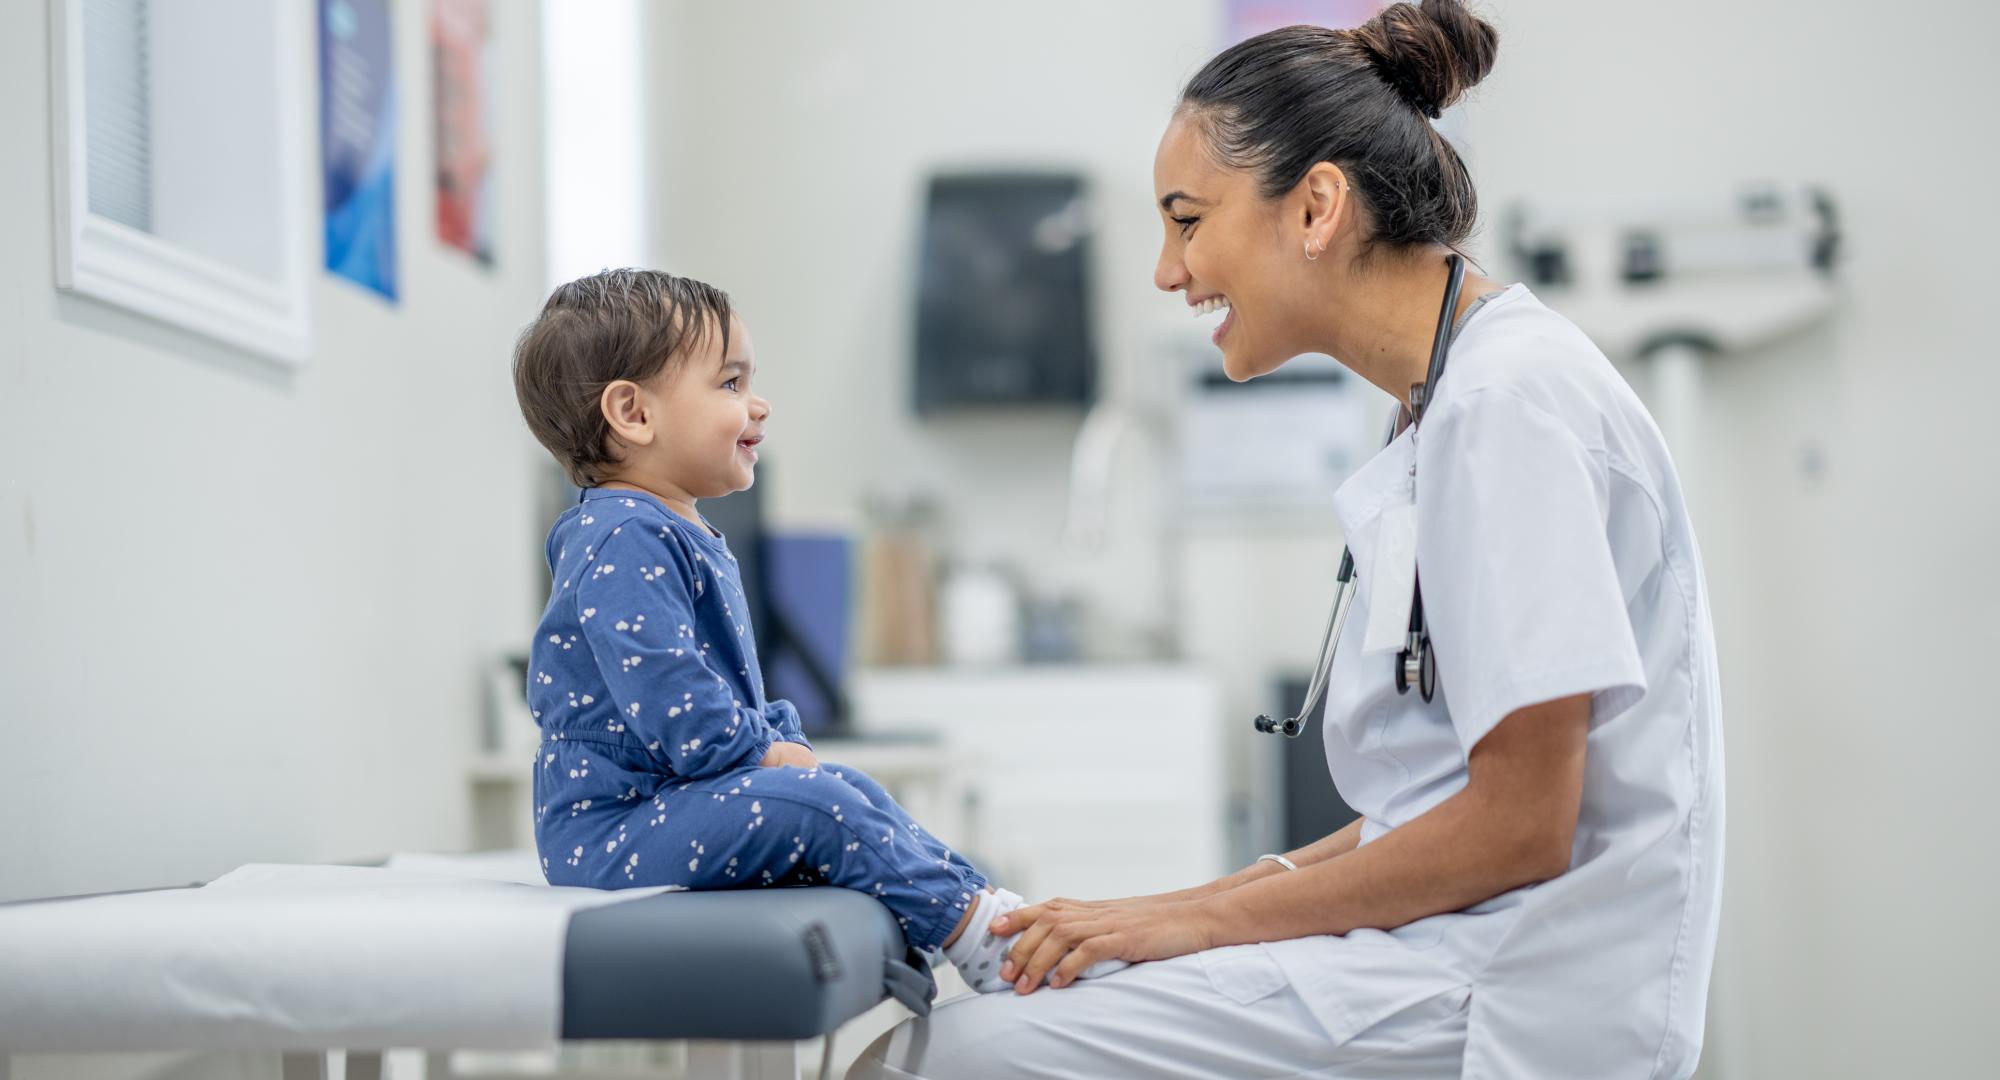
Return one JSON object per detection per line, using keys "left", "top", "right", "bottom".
{"left": 1160, "top": 817, "right": 1368, "bottom": 904}
{"left": 1198, "top": 697, "right": 1589, "bottom": 944}
{"left": 1201, "top": 816, "right": 1367, "bottom": 898}
{"left": 1284, "top": 816, "right": 1365, "bottom": 868}
{"left": 1197, "top": 786, "right": 1552, "bottom": 946}
{"left": 1092, "top": 807, "right": 1370, "bottom": 908}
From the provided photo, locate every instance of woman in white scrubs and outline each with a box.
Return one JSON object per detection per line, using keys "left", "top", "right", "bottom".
{"left": 853, "top": 3, "right": 1723, "bottom": 1077}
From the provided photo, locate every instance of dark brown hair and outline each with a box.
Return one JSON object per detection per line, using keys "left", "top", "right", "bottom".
{"left": 1180, "top": 0, "right": 1498, "bottom": 256}
{"left": 512, "top": 268, "right": 734, "bottom": 488}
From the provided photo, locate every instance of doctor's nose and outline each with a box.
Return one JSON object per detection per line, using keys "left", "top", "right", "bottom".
{"left": 1154, "top": 247, "right": 1188, "bottom": 295}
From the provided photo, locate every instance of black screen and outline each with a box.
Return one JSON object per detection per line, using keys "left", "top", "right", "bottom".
{"left": 1276, "top": 674, "right": 1363, "bottom": 850}
{"left": 698, "top": 479, "right": 771, "bottom": 663}
{"left": 914, "top": 172, "right": 1095, "bottom": 412}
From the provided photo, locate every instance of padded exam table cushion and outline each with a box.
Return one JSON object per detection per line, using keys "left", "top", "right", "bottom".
{"left": 564, "top": 886, "right": 931, "bottom": 1041}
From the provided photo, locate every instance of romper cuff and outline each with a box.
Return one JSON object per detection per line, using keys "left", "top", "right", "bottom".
{"left": 740, "top": 730, "right": 778, "bottom": 771}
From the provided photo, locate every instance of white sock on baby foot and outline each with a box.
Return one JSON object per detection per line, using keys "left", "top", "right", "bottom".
{"left": 941, "top": 887, "right": 1129, "bottom": 993}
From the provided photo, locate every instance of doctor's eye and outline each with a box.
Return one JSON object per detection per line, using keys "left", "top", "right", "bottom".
{"left": 1172, "top": 215, "right": 1199, "bottom": 237}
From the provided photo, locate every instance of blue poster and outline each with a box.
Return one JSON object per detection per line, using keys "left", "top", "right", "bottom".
{"left": 320, "top": 0, "right": 398, "bottom": 301}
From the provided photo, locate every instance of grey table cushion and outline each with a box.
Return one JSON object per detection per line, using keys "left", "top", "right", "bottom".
{"left": 562, "top": 886, "right": 936, "bottom": 1041}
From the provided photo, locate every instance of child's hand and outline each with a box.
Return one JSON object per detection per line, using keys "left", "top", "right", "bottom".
{"left": 759, "top": 741, "right": 820, "bottom": 770}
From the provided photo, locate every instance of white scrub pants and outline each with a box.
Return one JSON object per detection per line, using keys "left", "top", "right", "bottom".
{"left": 846, "top": 953, "right": 1469, "bottom": 1080}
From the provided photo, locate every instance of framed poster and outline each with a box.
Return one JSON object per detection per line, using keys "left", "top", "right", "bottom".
{"left": 431, "top": 0, "right": 494, "bottom": 264}
{"left": 320, "top": 0, "right": 399, "bottom": 300}
{"left": 49, "top": 0, "right": 311, "bottom": 362}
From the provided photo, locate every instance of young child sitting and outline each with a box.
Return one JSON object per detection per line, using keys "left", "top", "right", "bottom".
{"left": 510, "top": 268, "right": 1122, "bottom": 994}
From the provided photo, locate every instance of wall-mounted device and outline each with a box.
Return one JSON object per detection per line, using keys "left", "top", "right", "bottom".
{"left": 1504, "top": 184, "right": 1840, "bottom": 359}
{"left": 1505, "top": 184, "right": 1841, "bottom": 497}
{"left": 913, "top": 171, "right": 1096, "bottom": 413}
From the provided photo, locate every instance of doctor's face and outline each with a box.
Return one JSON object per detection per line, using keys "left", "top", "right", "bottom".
{"left": 1152, "top": 111, "right": 1315, "bottom": 381}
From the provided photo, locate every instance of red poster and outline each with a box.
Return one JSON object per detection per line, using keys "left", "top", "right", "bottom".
{"left": 432, "top": 0, "right": 493, "bottom": 263}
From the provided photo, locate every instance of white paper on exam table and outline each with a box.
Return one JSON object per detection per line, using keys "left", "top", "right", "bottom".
{"left": 0, "top": 862, "right": 676, "bottom": 1053}
{"left": 382, "top": 847, "right": 547, "bottom": 884}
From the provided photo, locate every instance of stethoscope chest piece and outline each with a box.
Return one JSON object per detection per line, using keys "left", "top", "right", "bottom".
{"left": 1396, "top": 630, "right": 1437, "bottom": 702}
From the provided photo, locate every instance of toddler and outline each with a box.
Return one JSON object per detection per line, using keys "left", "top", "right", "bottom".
{"left": 511, "top": 269, "right": 1122, "bottom": 993}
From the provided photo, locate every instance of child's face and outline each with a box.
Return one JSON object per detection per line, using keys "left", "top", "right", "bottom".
{"left": 625, "top": 312, "right": 770, "bottom": 501}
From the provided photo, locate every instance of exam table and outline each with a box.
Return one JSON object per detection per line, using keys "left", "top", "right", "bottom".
{"left": 0, "top": 855, "right": 936, "bottom": 1080}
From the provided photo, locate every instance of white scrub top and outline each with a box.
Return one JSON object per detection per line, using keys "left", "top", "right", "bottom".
{"left": 1283, "top": 282, "right": 1726, "bottom": 1078}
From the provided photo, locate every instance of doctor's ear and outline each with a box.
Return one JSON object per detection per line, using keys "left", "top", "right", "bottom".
{"left": 1297, "top": 162, "right": 1352, "bottom": 259}
{"left": 599, "top": 379, "right": 657, "bottom": 448}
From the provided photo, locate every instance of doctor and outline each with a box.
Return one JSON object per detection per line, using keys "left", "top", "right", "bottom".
{"left": 854, "top": 2, "right": 1724, "bottom": 1077}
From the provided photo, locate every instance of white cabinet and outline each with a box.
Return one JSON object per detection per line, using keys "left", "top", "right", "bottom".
{"left": 849, "top": 665, "right": 1229, "bottom": 903}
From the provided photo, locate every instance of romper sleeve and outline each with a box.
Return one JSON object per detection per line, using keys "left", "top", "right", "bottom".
{"left": 763, "top": 699, "right": 812, "bottom": 750}
{"left": 1414, "top": 388, "right": 1648, "bottom": 757}
{"left": 575, "top": 523, "right": 776, "bottom": 779}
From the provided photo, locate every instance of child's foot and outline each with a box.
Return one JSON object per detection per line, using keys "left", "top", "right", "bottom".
{"left": 940, "top": 887, "right": 1128, "bottom": 993}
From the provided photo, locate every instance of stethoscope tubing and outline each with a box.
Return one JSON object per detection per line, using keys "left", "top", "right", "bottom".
{"left": 1253, "top": 253, "right": 1466, "bottom": 738}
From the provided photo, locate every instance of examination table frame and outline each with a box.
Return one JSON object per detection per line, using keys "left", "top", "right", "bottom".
{"left": 0, "top": 876, "right": 936, "bottom": 1080}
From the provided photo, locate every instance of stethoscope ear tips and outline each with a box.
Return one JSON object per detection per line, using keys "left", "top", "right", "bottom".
{"left": 1252, "top": 714, "right": 1307, "bottom": 738}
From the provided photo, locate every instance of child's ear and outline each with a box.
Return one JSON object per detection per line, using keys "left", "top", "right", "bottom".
{"left": 599, "top": 379, "right": 656, "bottom": 447}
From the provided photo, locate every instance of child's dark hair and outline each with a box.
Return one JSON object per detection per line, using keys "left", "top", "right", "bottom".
{"left": 1179, "top": 0, "right": 1498, "bottom": 256}
{"left": 512, "top": 268, "right": 734, "bottom": 487}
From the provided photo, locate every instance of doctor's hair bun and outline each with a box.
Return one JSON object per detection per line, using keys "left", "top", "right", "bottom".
{"left": 1179, "top": 1, "right": 1498, "bottom": 252}
{"left": 1349, "top": 1, "right": 1498, "bottom": 120}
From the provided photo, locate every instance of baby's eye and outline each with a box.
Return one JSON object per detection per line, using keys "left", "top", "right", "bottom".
{"left": 722, "top": 377, "right": 741, "bottom": 392}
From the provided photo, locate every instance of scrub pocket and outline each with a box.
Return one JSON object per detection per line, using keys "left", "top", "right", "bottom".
{"left": 1197, "top": 942, "right": 1291, "bottom": 1005}
{"left": 1265, "top": 932, "right": 1472, "bottom": 1047}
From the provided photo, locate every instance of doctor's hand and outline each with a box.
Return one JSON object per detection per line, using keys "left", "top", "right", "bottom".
{"left": 993, "top": 897, "right": 1218, "bottom": 995}
{"left": 758, "top": 742, "right": 819, "bottom": 770}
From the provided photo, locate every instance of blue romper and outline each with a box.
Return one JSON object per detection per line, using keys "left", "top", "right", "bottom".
{"left": 527, "top": 486, "right": 987, "bottom": 949}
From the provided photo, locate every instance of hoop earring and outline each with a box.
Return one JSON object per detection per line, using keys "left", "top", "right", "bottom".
{"left": 1304, "top": 239, "right": 1322, "bottom": 262}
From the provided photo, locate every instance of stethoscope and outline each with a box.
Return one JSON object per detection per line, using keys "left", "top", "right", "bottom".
{"left": 1253, "top": 253, "right": 1466, "bottom": 738}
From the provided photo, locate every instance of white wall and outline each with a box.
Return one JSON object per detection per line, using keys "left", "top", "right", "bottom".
{"left": 645, "top": 2, "right": 2000, "bottom": 1077}
{"left": 0, "top": 0, "right": 549, "bottom": 909}
{"left": 645, "top": 0, "right": 1232, "bottom": 644}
